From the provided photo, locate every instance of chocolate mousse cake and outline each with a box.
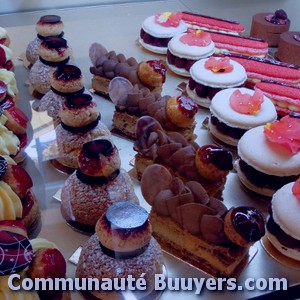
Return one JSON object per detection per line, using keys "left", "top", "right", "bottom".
{"left": 141, "top": 164, "right": 265, "bottom": 277}
{"left": 76, "top": 201, "right": 164, "bottom": 299}
{"left": 109, "top": 77, "right": 198, "bottom": 141}
{"left": 250, "top": 9, "right": 290, "bottom": 47}
{"left": 134, "top": 116, "right": 233, "bottom": 198}
{"left": 276, "top": 32, "right": 300, "bottom": 66}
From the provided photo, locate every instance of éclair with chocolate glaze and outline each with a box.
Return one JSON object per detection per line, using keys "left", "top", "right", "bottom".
{"left": 134, "top": 116, "right": 233, "bottom": 198}
{"left": 55, "top": 93, "right": 111, "bottom": 169}
{"left": 266, "top": 180, "right": 300, "bottom": 261}
{"left": 0, "top": 27, "right": 11, "bottom": 47}
{"left": 61, "top": 140, "right": 139, "bottom": 232}
{"left": 181, "top": 11, "right": 245, "bottom": 35}
{"left": 29, "top": 36, "right": 71, "bottom": 96}
{"left": 236, "top": 123, "right": 300, "bottom": 197}
{"left": 209, "top": 87, "right": 277, "bottom": 147}
{"left": 255, "top": 80, "right": 300, "bottom": 116}
{"left": 0, "top": 44, "right": 14, "bottom": 71}
{"left": 219, "top": 52, "right": 300, "bottom": 87}
{"left": 109, "top": 77, "right": 198, "bottom": 141}
{"left": 139, "top": 11, "right": 188, "bottom": 54}
{"left": 26, "top": 15, "right": 64, "bottom": 65}
{"left": 39, "top": 64, "right": 89, "bottom": 127}
{"left": 186, "top": 56, "right": 246, "bottom": 108}
{"left": 89, "top": 42, "right": 166, "bottom": 97}
{"left": 76, "top": 201, "right": 163, "bottom": 300}
{"left": 141, "top": 164, "right": 265, "bottom": 276}
{"left": 167, "top": 30, "right": 215, "bottom": 77}
{"left": 276, "top": 31, "right": 300, "bottom": 67}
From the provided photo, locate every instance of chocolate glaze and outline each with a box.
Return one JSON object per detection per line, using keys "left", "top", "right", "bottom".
{"left": 290, "top": 112, "right": 300, "bottom": 119}
{"left": 82, "top": 139, "right": 114, "bottom": 159}
{"left": 37, "top": 32, "right": 64, "bottom": 41}
{"left": 182, "top": 11, "right": 239, "bottom": 25}
{"left": 39, "top": 15, "right": 61, "bottom": 24}
{"left": 76, "top": 168, "right": 120, "bottom": 185}
{"left": 61, "top": 116, "right": 99, "bottom": 133}
{"left": 51, "top": 86, "right": 84, "bottom": 97}
{"left": 39, "top": 56, "right": 70, "bottom": 67}
{"left": 54, "top": 65, "right": 82, "bottom": 81}
{"left": 65, "top": 94, "right": 93, "bottom": 108}
{"left": 0, "top": 156, "right": 8, "bottom": 180}
{"left": 43, "top": 36, "right": 67, "bottom": 49}
{"left": 231, "top": 206, "right": 265, "bottom": 242}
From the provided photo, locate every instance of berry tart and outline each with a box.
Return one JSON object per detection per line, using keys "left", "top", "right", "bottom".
{"left": 76, "top": 201, "right": 164, "bottom": 299}
{"left": 139, "top": 11, "right": 187, "bottom": 54}
{"left": 141, "top": 164, "right": 265, "bottom": 277}
{"left": 61, "top": 139, "right": 139, "bottom": 233}
{"left": 55, "top": 93, "right": 111, "bottom": 169}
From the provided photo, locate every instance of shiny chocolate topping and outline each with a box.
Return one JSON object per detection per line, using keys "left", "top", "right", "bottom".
{"left": 54, "top": 65, "right": 82, "bottom": 81}
{"left": 82, "top": 139, "right": 114, "bottom": 159}
{"left": 146, "top": 60, "right": 166, "bottom": 83}
{"left": 66, "top": 94, "right": 93, "bottom": 108}
{"left": 197, "top": 144, "right": 233, "bottom": 170}
{"left": 231, "top": 206, "right": 265, "bottom": 242}
{"left": 0, "top": 156, "right": 8, "bottom": 180}
{"left": 43, "top": 36, "right": 67, "bottom": 49}
{"left": 39, "top": 15, "right": 61, "bottom": 24}
{"left": 177, "top": 96, "right": 198, "bottom": 118}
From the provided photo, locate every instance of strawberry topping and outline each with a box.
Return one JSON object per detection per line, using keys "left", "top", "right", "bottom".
{"left": 180, "top": 30, "right": 212, "bottom": 47}
{"left": 154, "top": 12, "right": 182, "bottom": 27}
{"left": 205, "top": 57, "right": 233, "bottom": 73}
{"left": 6, "top": 106, "right": 28, "bottom": 129}
{"left": 230, "top": 89, "right": 264, "bottom": 115}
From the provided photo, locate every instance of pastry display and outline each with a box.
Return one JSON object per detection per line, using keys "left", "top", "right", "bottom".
{"left": 134, "top": 116, "right": 233, "bottom": 198}
{"left": 0, "top": 26, "right": 10, "bottom": 47}
{"left": 141, "top": 164, "right": 265, "bottom": 276}
{"left": 220, "top": 52, "right": 300, "bottom": 87}
{"left": 276, "top": 31, "right": 300, "bottom": 66}
{"left": 61, "top": 139, "right": 139, "bottom": 232}
{"left": 236, "top": 115, "right": 300, "bottom": 197}
{"left": 181, "top": 11, "right": 245, "bottom": 35}
{"left": 0, "top": 44, "right": 14, "bottom": 71}
{"left": 29, "top": 36, "right": 71, "bottom": 96}
{"left": 0, "top": 156, "right": 39, "bottom": 231}
{"left": 139, "top": 11, "right": 187, "bottom": 54}
{"left": 109, "top": 76, "right": 198, "bottom": 140}
{"left": 250, "top": 9, "right": 290, "bottom": 47}
{"left": 209, "top": 31, "right": 269, "bottom": 58}
{"left": 26, "top": 14, "right": 64, "bottom": 66}
{"left": 209, "top": 87, "right": 277, "bottom": 147}
{"left": 167, "top": 30, "right": 215, "bottom": 77}
{"left": 89, "top": 42, "right": 166, "bottom": 97}
{"left": 39, "top": 64, "right": 88, "bottom": 127}
{"left": 55, "top": 93, "right": 111, "bottom": 169}
{"left": 266, "top": 179, "right": 300, "bottom": 261}
{"left": 186, "top": 56, "right": 247, "bottom": 108}
{"left": 0, "top": 221, "right": 69, "bottom": 299}
{"left": 255, "top": 80, "right": 300, "bottom": 116}
{"left": 76, "top": 201, "right": 164, "bottom": 299}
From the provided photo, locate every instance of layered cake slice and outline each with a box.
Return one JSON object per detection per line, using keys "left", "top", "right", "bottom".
{"left": 141, "top": 164, "right": 265, "bottom": 277}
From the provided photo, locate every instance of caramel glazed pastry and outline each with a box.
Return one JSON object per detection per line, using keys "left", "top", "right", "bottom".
{"left": 141, "top": 164, "right": 265, "bottom": 277}
{"left": 76, "top": 201, "right": 164, "bottom": 300}
{"left": 26, "top": 15, "right": 64, "bottom": 66}
{"left": 61, "top": 139, "right": 139, "bottom": 232}
{"left": 134, "top": 116, "right": 233, "bottom": 198}
{"left": 109, "top": 76, "right": 198, "bottom": 141}
{"left": 55, "top": 93, "right": 111, "bottom": 169}
{"left": 29, "top": 36, "right": 71, "bottom": 96}
{"left": 39, "top": 64, "right": 90, "bottom": 127}
{"left": 89, "top": 42, "right": 166, "bottom": 97}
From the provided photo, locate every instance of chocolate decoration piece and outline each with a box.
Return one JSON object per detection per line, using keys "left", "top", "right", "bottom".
{"left": 60, "top": 116, "right": 100, "bottom": 133}
{"left": 0, "top": 156, "right": 8, "bottom": 180}
{"left": 0, "top": 230, "right": 33, "bottom": 276}
{"left": 39, "top": 15, "right": 61, "bottom": 24}
{"left": 37, "top": 32, "right": 64, "bottom": 41}
{"left": 66, "top": 94, "right": 93, "bottom": 108}
{"left": 51, "top": 86, "right": 84, "bottom": 97}
{"left": 76, "top": 168, "right": 120, "bottom": 185}
{"left": 289, "top": 112, "right": 300, "bottom": 119}
{"left": 54, "top": 65, "right": 82, "bottom": 82}
{"left": 82, "top": 139, "right": 114, "bottom": 159}
{"left": 39, "top": 56, "right": 70, "bottom": 67}
{"left": 104, "top": 202, "right": 148, "bottom": 232}
{"left": 99, "top": 241, "right": 149, "bottom": 259}
{"left": 231, "top": 206, "right": 265, "bottom": 242}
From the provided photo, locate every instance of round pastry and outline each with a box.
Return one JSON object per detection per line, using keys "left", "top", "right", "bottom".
{"left": 186, "top": 56, "right": 247, "bottom": 108}
{"left": 167, "top": 30, "right": 215, "bottom": 77}
{"left": 0, "top": 44, "right": 14, "bottom": 71}
{"left": 29, "top": 36, "right": 71, "bottom": 96}
{"left": 224, "top": 206, "right": 265, "bottom": 247}
{"left": 166, "top": 95, "right": 198, "bottom": 128}
{"left": 0, "top": 26, "right": 10, "bottom": 47}
{"left": 209, "top": 87, "right": 277, "bottom": 146}
{"left": 236, "top": 117, "right": 300, "bottom": 197}
{"left": 195, "top": 144, "right": 233, "bottom": 181}
{"left": 266, "top": 180, "right": 300, "bottom": 261}
{"left": 276, "top": 31, "right": 300, "bottom": 66}
{"left": 250, "top": 9, "right": 290, "bottom": 47}
{"left": 3, "top": 106, "right": 28, "bottom": 135}
{"left": 26, "top": 15, "right": 64, "bottom": 65}
{"left": 55, "top": 93, "right": 111, "bottom": 169}
{"left": 60, "top": 139, "right": 139, "bottom": 231}
{"left": 76, "top": 201, "right": 164, "bottom": 300}
{"left": 139, "top": 11, "right": 187, "bottom": 54}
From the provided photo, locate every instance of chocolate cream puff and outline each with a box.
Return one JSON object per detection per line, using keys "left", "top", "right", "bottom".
{"left": 60, "top": 139, "right": 139, "bottom": 232}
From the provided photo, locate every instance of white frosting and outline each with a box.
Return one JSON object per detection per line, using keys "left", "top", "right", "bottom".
{"left": 142, "top": 15, "right": 187, "bottom": 38}
{"left": 190, "top": 57, "right": 247, "bottom": 88}
{"left": 168, "top": 33, "right": 215, "bottom": 60}
{"left": 272, "top": 182, "right": 300, "bottom": 241}
{"left": 0, "top": 69, "right": 18, "bottom": 96}
{"left": 237, "top": 125, "right": 300, "bottom": 176}
{"left": 210, "top": 88, "right": 277, "bottom": 129}
{"left": 0, "top": 44, "right": 13, "bottom": 61}
{"left": 0, "top": 27, "right": 7, "bottom": 39}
